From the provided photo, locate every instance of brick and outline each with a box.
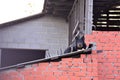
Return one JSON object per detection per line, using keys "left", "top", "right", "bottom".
{"left": 92, "top": 67, "right": 98, "bottom": 72}
{"left": 11, "top": 76, "right": 22, "bottom": 80}
{"left": 80, "top": 63, "right": 86, "bottom": 67}
{"left": 87, "top": 67, "right": 92, "bottom": 72}
{"left": 69, "top": 76, "right": 80, "bottom": 80}
{"left": 104, "top": 70, "right": 113, "bottom": 75}
{"left": 116, "top": 55, "right": 120, "bottom": 58}
{"left": 83, "top": 58, "right": 92, "bottom": 63}
{"left": 103, "top": 63, "right": 113, "bottom": 67}
{"left": 50, "top": 62, "right": 60, "bottom": 66}
{"left": 106, "top": 59, "right": 117, "bottom": 63}
{"left": 58, "top": 76, "right": 69, "bottom": 80}
{"left": 99, "top": 37, "right": 109, "bottom": 43}
{"left": 91, "top": 54, "right": 98, "bottom": 59}
{"left": 81, "top": 77, "right": 91, "bottom": 80}
{"left": 59, "top": 67, "right": 70, "bottom": 71}
{"left": 7, "top": 71, "right": 19, "bottom": 76}
{"left": 116, "top": 67, "right": 120, "bottom": 70}
{"left": 114, "top": 46, "right": 120, "bottom": 51}
{"left": 96, "top": 45, "right": 103, "bottom": 50}
{"left": 81, "top": 67, "right": 86, "bottom": 72}
{"left": 34, "top": 76, "right": 45, "bottom": 80}
{"left": 86, "top": 55, "right": 92, "bottom": 59}
{"left": 72, "top": 58, "right": 83, "bottom": 63}
{"left": 54, "top": 72, "right": 62, "bottom": 76}
{"left": 81, "top": 54, "right": 86, "bottom": 59}
{"left": 86, "top": 72, "right": 92, "bottom": 76}
{"left": 60, "top": 62, "right": 68, "bottom": 67}
{"left": 61, "top": 71, "right": 67, "bottom": 76}
{"left": 103, "top": 46, "right": 113, "bottom": 51}
{"left": 43, "top": 71, "right": 54, "bottom": 76}
{"left": 115, "top": 76, "right": 120, "bottom": 80}
{"left": 106, "top": 66, "right": 115, "bottom": 71}
{"left": 91, "top": 72, "right": 98, "bottom": 76}
{"left": 31, "top": 70, "right": 42, "bottom": 75}
{"left": 86, "top": 63, "right": 92, "bottom": 67}
{"left": 61, "top": 61, "right": 72, "bottom": 66}
{"left": 39, "top": 62, "right": 49, "bottom": 67}
{"left": 46, "top": 75, "right": 56, "bottom": 80}
{"left": 36, "top": 66, "right": 47, "bottom": 71}
{"left": 113, "top": 71, "right": 119, "bottom": 75}
{"left": 67, "top": 62, "right": 73, "bottom": 67}
{"left": 74, "top": 72, "right": 86, "bottom": 76}
{"left": 106, "top": 54, "right": 115, "bottom": 59}
{"left": 47, "top": 66, "right": 58, "bottom": 71}
{"left": 32, "top": 63, "right": 39, "bottom": 67}
{"left": 67, "top": 72, "right": 74, "bottom": 76}
{"left": 92, "top": 63, "right": 98, "bottom": 67}
{"left": 98, "top": 75, "right": 104, "bottom": 80}
{"left": 62, "top": 58, "right": 73, "bottom": 62}
{"left": 106, "top": 75, "right": 115, "bottom": 79}
{"left": 93, "top": 77, "right": 99, "bottom": 80}
{"left": 98, "top": 58, "right": 106, "bottom": 63}
{"left": 72, "top": 62, "right": 79, "bottom": 67}
{"left": 20, "top": 68, "right": 33, "bottom": 76}
{"left": 98, "top": 71, "right": 103, "bottom": 75}
{"left": 24, "top": 75, "right": 34, "bottom": 80}
{"left": 70, "top": 68, "right": 81, "bottom": 72}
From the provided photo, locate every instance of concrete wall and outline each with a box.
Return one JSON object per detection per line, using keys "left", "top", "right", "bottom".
{"left": 0, "top": 16, "right": 69, "bottom": 56}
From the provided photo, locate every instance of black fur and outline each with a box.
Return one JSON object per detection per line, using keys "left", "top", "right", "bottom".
{"left": 64, "top": 36, "right": 86, "bottom": 54}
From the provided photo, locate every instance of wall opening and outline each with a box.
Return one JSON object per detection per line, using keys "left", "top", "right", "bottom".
{"left": 93, "top": 0, "right": 120, "bottom": 31}
{"left": 0, "top": 48, "right": 46, "bottom": 68}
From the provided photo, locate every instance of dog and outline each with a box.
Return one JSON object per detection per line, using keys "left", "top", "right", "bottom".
{"left": 64, "top": 35, "right": 86, "bottom": 53}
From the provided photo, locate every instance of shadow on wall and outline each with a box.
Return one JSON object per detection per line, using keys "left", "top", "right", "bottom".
{"left": 1, "top": 48, "right": 46, "bottom": 68}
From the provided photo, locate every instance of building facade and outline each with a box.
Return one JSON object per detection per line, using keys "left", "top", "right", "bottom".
{"left": 0, "top": 0, "right": 120, "bottom": 80}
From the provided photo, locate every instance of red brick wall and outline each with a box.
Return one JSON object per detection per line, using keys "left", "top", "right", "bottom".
{"left": 85, "top": 31, "right": 120, "bottom": 80}
{"left": 0, "top": 52, "right": 98, "bottom": 80}
{"left": 0, "top": 31, "right": 120, "bottom": 80}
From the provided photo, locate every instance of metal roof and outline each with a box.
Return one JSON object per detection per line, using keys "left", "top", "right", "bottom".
{"left": 44, "top": 0, "right": 120, "bottom": 18}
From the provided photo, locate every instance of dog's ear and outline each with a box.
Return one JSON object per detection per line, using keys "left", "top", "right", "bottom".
{"left": 81, "top": 36, "right": 84, "bottom": 40}
{"left": 78, "top": 31, "right": 84, "bottom": 38}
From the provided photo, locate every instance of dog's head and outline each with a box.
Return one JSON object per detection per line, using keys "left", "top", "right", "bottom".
{"left": 76, "top": 36, "right": 85, "bottom": 49}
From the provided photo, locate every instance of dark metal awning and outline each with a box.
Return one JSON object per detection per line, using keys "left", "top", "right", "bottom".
{"left": 43, "top": 0, "right": 75, "bottom": 18}
{"left": 43, "top": 0, "right": 120, "bottom": 20}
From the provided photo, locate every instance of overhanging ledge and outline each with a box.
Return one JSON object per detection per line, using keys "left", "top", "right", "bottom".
{"left": 0, "top": 48, "right": 93, "bottom": 71}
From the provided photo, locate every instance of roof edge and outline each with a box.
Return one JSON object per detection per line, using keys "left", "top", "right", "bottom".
{"left": 0, "top": 13, "right": 45, "bottom": 28}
